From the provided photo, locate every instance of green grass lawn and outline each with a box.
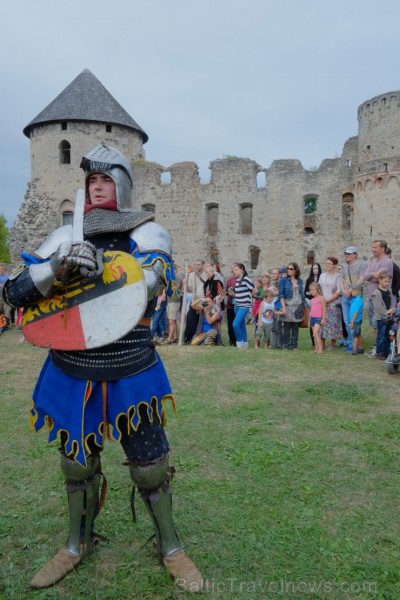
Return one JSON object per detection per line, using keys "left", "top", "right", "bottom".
{"left": 0, "top": 324, "right": 399, "bottom": 599}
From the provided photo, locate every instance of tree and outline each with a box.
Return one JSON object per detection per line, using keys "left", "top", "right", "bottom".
{"left": 0, "top": 214, "right": 11, "bottom": 263}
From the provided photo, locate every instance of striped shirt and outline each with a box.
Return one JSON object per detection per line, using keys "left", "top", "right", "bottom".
{"left": 234, "top": 276, "right": 254, "bottom": 308}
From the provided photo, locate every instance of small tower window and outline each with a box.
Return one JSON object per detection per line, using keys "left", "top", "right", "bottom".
{"left": 106, "top": 124, "right": 112, "bottom": 133}
{"left": 59, "top": 140, "right": 71, "bottom": 165}
{"left": 62, "top": 211, "right": 73, "bottom": 226}
{"left": 61, "top": 122, "right": 67, "bottom": 131}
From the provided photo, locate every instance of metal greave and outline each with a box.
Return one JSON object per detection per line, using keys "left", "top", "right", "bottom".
{"left": 60, "top": 454, "right": 100, "bottom": 557}
{"left": 128, "top": 454, "right": 181, "bottom": 557}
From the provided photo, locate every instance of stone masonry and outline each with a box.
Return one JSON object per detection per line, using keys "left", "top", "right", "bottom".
{"left": 10, "top": 71, "right": 400, "bottom": 275}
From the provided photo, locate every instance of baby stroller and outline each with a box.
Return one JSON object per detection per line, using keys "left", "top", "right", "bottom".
{"left": 386, "top": 317, "right": 400, "bottom": 374}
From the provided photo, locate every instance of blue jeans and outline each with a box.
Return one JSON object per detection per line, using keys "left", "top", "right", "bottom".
{"left": 341, "top": 295, "right": 353, "bottom": 350}
{"left": 283, "top": 321, "right": 299, "bottom": 349}
{"left": 233, "top": 307, "right": 250, "bottom": 342}
{"left": 376, "top": 320, "right": 389, "bottom": 356}
{"left": 151, "top": 302, "right": 167, "bottom": 338}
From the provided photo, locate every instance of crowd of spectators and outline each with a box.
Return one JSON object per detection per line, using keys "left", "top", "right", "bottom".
{"left": 2, "top": 240, "right": 400, "bottom": 361}
{"left": 172, "top": 240, "right": 400, "bottom": 359}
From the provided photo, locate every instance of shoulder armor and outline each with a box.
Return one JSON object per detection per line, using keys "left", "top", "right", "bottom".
{"left": 130, "top": 222, "right": 172, "bottom": 258}
{"left": 35, "top": 225, "right": 73, "bottom": 259}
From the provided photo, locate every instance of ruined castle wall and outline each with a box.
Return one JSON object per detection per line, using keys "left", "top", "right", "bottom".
{"left": 129, "top": 153, "right": 356, "bottom": 275}
{"left": 11, "top": 89, "right": 400, "bottom": 272}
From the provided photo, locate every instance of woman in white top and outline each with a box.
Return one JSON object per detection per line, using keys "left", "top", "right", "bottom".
{"left": 318, "top": 256, "right": 342, "bottom": 350}
{"left": 228, "top": 263, "right": 255, "bottom": 348}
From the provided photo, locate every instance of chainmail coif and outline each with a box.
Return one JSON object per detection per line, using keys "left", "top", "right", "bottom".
{"left": 83, "top": 209, "right": 154, "bottom": 236}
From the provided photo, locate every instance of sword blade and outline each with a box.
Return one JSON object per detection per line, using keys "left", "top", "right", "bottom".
{"left": 72, "top": 189, "right": 85, "bottom": 241}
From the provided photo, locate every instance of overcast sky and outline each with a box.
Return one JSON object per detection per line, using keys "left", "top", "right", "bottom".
{"left": 2, "top": 0, "right": 400, "bottom": 227}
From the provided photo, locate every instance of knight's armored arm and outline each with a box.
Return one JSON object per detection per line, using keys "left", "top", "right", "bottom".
{"left": 130, "top": 222, "right": 173, "bottom": 302}
{"left": 3, "top": 241, "right": 97, "bottom": 308}
{"left": 3, "top": 267, "right": 44, "bottom": 308}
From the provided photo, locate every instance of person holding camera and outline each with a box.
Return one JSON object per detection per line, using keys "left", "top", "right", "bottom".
{"left": 190, "top": 294, "right": 223, "bottom": 346}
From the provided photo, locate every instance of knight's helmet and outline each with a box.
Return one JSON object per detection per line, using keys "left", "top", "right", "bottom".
{"left": 80, "top": 144, "right": 133, "bottom": 212}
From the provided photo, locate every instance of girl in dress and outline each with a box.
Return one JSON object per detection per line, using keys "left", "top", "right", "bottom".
{"left": 308, "top": 282, "right": 326, "bottom": 354}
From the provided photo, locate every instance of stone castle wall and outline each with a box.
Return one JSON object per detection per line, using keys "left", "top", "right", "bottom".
{"left": 10, "top": 90, "right": 400, "bottom": 275}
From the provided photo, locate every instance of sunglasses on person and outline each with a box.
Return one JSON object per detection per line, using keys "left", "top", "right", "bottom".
{"left": 287, "top": 266, "right": 295, "bottom": 270}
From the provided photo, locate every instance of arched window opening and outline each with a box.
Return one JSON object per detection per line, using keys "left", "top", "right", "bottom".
{"left": 161, "top": 171, "right": 171, "bottom": 185}
{"left": 206, "top": 203, "right": 218, "bottom": 236}
{"left": 240, "top": 203, "right": 253, "bottom": 234}
{"left": 59, "top": 199, "right": 74, "bottom": 226}
{"left": 249, "top": 245, "right": 260, "bottom": 270}
{"left": 342, "top": 193, "right": 353, "bottom": 231}
{"left": 256, "top": 171, "right": 266, "bottom": 189}
{"left": 59, "top": 140, "right": 71, "bottom": 165}
{"left": 304, "top": 195, "right": 317, "bottom": 234}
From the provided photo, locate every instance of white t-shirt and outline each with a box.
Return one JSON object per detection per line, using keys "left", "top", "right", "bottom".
{"left": 260, "top": 300, "right": 275, "bottom": 325}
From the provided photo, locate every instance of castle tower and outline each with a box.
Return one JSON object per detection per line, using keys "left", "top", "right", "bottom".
{"left": 11, "top": 69, "right": 148, "bottom": 257}
{"left": 353, "top": 91, "right": 400, "bottom": 258}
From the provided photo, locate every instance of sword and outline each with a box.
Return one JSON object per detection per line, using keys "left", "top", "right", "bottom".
{"left": 72, "top": 189, "right": 85, "bottom": 242}
{"left": 73, "top": 189, "right": 104, "bottom": 277}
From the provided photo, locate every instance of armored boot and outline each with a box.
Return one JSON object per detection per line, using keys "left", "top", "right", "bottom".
{"left": 30, "top": 453, "right": 101, "bottom": 589}
{"left": 129, "top": 454, "right": 203, "bottom": 593}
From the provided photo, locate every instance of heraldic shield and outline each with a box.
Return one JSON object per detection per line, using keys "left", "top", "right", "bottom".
{"left": 22, "top": 251, "right": 147, "bottom": 350}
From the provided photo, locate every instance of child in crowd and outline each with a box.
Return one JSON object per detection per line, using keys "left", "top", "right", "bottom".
{"left": 255, "top": 289, "right": 275, "bottom": 349}
{"left": 0, "top": 307, "right": 8, "bottom": 335}
{"left": 372, "top": 271, "right": 394, "bottom": 360}
{"left": 307, "top": 282, "right": 326, "bottom": 354}
{"left": 271, "top": 284, "right": 283, "bottom": 349}
{"left": 348, "top": 283, "right": 365, "bottom": 355}
{"left": 251, "top": 277, "right": 263, "bottom": 324}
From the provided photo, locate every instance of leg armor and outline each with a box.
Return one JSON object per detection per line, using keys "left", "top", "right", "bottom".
{"left": 129, "top": 454, "right": 181, "bottom": 558}
{"left": 61, "top": 453, "right": 101, "bottom": 557}
{"left": 121, "top": 409, "right": 203, "bottom": 593}
{"left": 128, "top": 455, "right": 203, "bottom": 593}
{"left": 30, "top": 453, "right": 101, "bottom": 589}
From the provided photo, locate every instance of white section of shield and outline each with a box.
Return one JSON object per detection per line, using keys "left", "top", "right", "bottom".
{"left": 79, "top": 278, "right": 148, "bottom": 349}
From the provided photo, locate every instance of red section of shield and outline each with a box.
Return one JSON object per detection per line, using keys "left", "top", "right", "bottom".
{"left": 23, "top": 305, "right": 85, "bottom": 350}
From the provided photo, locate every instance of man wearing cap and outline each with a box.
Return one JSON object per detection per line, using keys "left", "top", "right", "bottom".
{"left": 280, "top": 267, "right": 288, "bottom": 278}
{"left": 2, "top": 144, "right": 203, "bottom": 592}
{"left": 339, "top": 247, "right": 367, "bottom": 352}
{"left": 360, "top": 240, "right": 393, "bottom": 354}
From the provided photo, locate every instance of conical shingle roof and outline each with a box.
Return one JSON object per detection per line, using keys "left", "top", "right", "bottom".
{"left": 23, "top": 69, "right": 148, "bottom": 142}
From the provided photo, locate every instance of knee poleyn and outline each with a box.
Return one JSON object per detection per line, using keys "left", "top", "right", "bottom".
{"left": 128, "top": 454, "right": 170, "bottom": 491}
{"left": 60, "top": 453, "right": 100, "bottom": 482}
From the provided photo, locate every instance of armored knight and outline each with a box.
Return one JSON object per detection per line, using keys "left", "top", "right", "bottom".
{"left": 3, "top": 144, "right": 203, "bottom": 593}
